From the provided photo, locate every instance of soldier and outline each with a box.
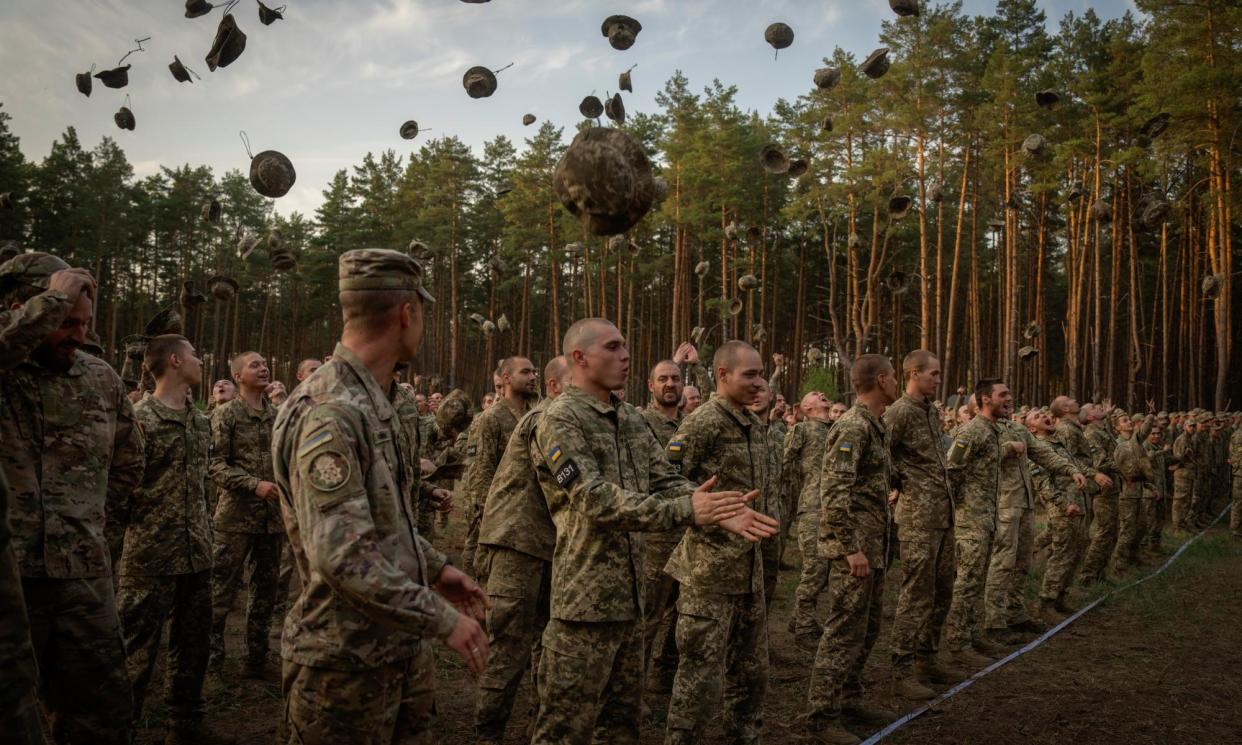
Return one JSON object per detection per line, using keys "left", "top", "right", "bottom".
{"left": 674, "top": 341, "right": 711, "bottom": 396}
{"left": 1110, "top": 415, "right": 1155, "bottom": 576}
{"left": 662, "top": 341, "right": 777, "bottom": 744}
{"left": 462, "top": 356, "right": 538, "bottom": 576}
{"left": 885, "top": 351, "right": 961, "bottom": 700}
{"left": 294, "top": 358, "right": 322, "bottom": 388}
{"left": 414, "top": 389, "right": 470, "bottom": 536}
{"left": 782, "top": 390, "right": 833, "bottom": 649}
{"left": 1192, "top": 418, "right": 1216, "bottom": 527}
{"left": 1231, "top": 418, "right": 1242, "bottom": 539}
{"left": 1078, "top": 404, "right": 1121, "bottom": 584}
{"left": 529, "top": 318, "right": 776, "bottom": 745}
{"left": 747, "top": 379, "right": 787, "bottom": 616}
{"left": 473, "top": 356, "right": 571, "bottom": 744}
{"left": 0, "top": 253, "right": 144, "bottom": 745}
{"left": 828, "top": 401, "right": 848, "bottom": 423}
{"left": 272, "top": 248, "right": 490, "bottom": 743}
{"left": 1142, "top": 424, "right": 1171, "bottom": 552}
{"left": 640, "top": 358, "right": 687, "bottom": 694}
{"left": 116, "top": 335, "right": 223, "bottom": 744}
{"left": 1170, "top": 417, "right": 1197, "bottom": 532}
{"left": 208, "top": 378, "right": 237, "bottom": 411}
{"left": 0, "top": 260, "right": 96, "bottom": 745}
{"left": 803, "top": 354, "right": 899, "bottom": 745}
{"left": 1026, "top": 410, "right": 1088, "bottom": 620}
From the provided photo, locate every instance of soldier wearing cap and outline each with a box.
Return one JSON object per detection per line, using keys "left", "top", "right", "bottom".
{"left": 0, "top": 252, "right": 144, "bottom": 745}
{"left": 271, "top": 248, "right": 490, "bottom": 744}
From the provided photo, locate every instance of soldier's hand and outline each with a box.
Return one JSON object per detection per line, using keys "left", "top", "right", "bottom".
{"left": 432, "top": 488, "right": 453, "bottom": 513}
{"left": 47, "top": 268, "right": 96, "bottom": 301}
{"left": 256, "top": 480, "right": 279, "bottom": 501}
{"left": 887, "top": 490, "right": 899, "bottom": 508}
{"left": 1065, "top": 503, "right": 1082, "bottom": 517}
{"left": 845, "top": 550, "right": 870, "bottom": 578}
{"left": 684, "top": 344, "right": 700, "bottom": 365}
{"left": 421, "top": 458, "right": 436, "bottom": 476}
{"left": 1092, "top": 472, "right": 1114, "bottom": 489}
{"left": 446, "top": 614, "right": 489, "bottom": 675}
{"left": 1071, "top": 473, "right": 1087, "bottom": 489}
{"left": 689, "top": 476, "right": 749, "bottom": 525}
{"left": 717, "top": 507, "right": 779, "bottom": 542}
{"left": 434, "top": 564, "right": 491, "bottom": 622}
{"left": 1007, "top": 441, "right": 1026, "bottom": 457}
{"left": 673, "top": 342, "right": 691, "bottom": 365}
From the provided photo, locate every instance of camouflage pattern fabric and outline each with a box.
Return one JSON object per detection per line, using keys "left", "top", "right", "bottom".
{"left": 1171, "top": 431, "right": 1196, "bottom": 530}
{"left": 944, "top": 532, "right": 992, "bottom": 650}
{"left": 759, "top": 420, "right": 786, "bottom": 613}
{"left": 208, "top": 530, "right": 281, "bottom": 666}
{"left": 639, "top": 401, "right": 686, "bottom": 686}
{"left": 1031, "top": 433, "right": 1088, "bottom": 603}
{"left": 1079, "top": 421, "right": 1121, "bottom": 581}
{"left": 1230, "top": 428, "right": 1241, "bottom": 538}
{"left": 477, "top": 403, "right": 553, "bottom": 562}
{"left": 1111, "top": 434, "right": 1154, "bottom": 573}
{"left": 782, "top": 419, "right": 832, "bottom": 635}
{"left": 461, "top": 397, "right": 527, "bottom": 575}
{"left": 209, "top": 396, "right": 281, "bottom": 533}
{"left": 792, "top": 510, "right": 829, "bottom": 635}
{"left": 805, "top": 559, "right": 886, "bottom": 723}
{"left": 532, "top": 619, "right": 642, "bottom": 745}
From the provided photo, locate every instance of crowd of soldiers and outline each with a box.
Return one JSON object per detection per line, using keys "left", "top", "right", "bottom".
{"left": 0, "top": 248, "right": 1239, "bottom": 745}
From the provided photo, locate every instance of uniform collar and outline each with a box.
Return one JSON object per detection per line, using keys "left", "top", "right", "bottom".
{"left": 901, "top": 392, "right": 932, "bottom": 410}
{"left": 140, "top": 392, "right": 194, "bottom": 424}
{"left": 708, "top": 394, "right": 760, "bottom": 429}
{"left": 235, "top": 393, "right": 274, "bottom": 420}
{"left": 563, "top": 383, "right": 622, "bottom": 417}
{"left": 497, "top": 394, "right": 530, "bottom": 420}
{"left": 333, "top": 342, "right": 395, "bottom": 423}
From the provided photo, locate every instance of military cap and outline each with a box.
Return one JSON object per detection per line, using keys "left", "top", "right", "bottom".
{"left": 0, "top": 251, "right": 70, "bottom": 297}
{"left": 338, "top": 248, "right": 435, "bottom": 302}
{"left": 435, "top": 388, "right": 474, "bottom": 434}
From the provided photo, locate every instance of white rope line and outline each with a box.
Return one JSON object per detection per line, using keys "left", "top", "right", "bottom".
{"left": 860, "top": 505, "right": 1233, "bottom": 744}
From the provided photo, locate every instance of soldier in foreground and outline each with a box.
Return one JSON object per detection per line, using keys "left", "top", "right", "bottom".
{"left": 1079, "top": 404, "right": 1121, "bottom": 583}
{"left": 782, "top": 390, "right": 834, "bottom": 649}
{"left": 1026, "top": 410, "right": 1088, "bottom": 620}
{"left": 663, "top": 341, "right": 776, "bottom": 744}
{"left": 1142, "top": 423, "right": 1171, "bottom": 552}
{"left": 0, "top": 253, "right": 144, "bottom": 744}
{"left": 473, "top": 356, "right": 571, "bottom": 744}
{"left": 1111, "top": 415, "right": 1154, "bottom": 575}
{"left": 272, "top": 249, "right": 489, "bottom": 743}
{"left": 804, "top": 354, "right": 899, "bottom": 745}
{"left": 1170, "top": 417, "right": 1197, "bottom": 532}
{"left": 529, "top": 318, "right": 777, "bottom": 745}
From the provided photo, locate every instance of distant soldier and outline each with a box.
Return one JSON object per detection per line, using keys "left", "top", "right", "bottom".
{"left": 0, "top": 253, "right": 144, "bottom": 744}
{"left": 885, "top": 351, "right": 961, "bottom": 701}
{"left": 1142, "top": 424, "right": 1170, "bottom": 552}
{"left": 293, "top": 357, "right": 322, "bottom": 388}
{"left": 681, "top": 385, "right": 703, "bottom": 415}
{"left": 1026, "top": 410, "right": 1088, "bottom": 620}
{"left": 415, "top": 389, "right": 470, "bottom": 535}
{"left": 1230, "top": 417, "right": 1241, "bottom": 539}
{"left": 529, "top": 318, "right": 775, "bottom": 745}
{"left": 208, "top": 351, "right": 282, "bottom": 677}
{"left": 207, "top": 378, "right": 236, "bottom": 412}
{"left": 1170, "top": 418, "right": 1197, "bottom": 531}
{"left": 663, "top": 341, "right": 777, "bottom": 744}
{"left": 1078, "top": 404, "right": 1121, "bottom": 583}
{"left": 272, "top": 249, "right": 490, "bottom": 743}
{"left": 1111, "top": 416, "right": 1155, "bottom": 576}
{"left": 781, "top": 390, "right": 833, "bottom": 649}
{"left": 803, "top": 355, "right": 900, "bottom": 745}
{"left": 472, "top": 356, "right": 571, "bottom": 744}
{"left": 1191, "top": 417, "right": 1214, "bottom": 527}
{"left": 116, "top": 335, "right": 223, "bottom": 744}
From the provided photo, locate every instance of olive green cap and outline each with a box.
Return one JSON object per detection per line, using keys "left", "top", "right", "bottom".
{"left": 0, "top": 251, "right": 70, "bottom": 297}
{"left": 338, "top": 248, "right": 434, "bottom": 302}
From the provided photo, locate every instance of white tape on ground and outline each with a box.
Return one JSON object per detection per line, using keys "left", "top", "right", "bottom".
{"left": 859, "top": 506, "right": 1232, "bottom": 745}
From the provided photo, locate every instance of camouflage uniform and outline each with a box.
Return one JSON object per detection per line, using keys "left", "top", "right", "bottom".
{"left": 944, "top": 415, "right": 1001, "bottom": 652}
{"left": 473, "top": 401, "right": 556, "bottom": 743}
{"left": 1111, "top": 434, "right": 1154, "bottom": 574}
{"left": 0, "top": 286, "right": 74, "bottom": 745}
{"left": 1141, "top": 438, "right": 1169, "bottom": 550}
{"left": 208, "top": 395, "right": 282, "bottom": 669}
{"left": 884, "top": 393, "right": 955, "bottom": 675}
{"left": 2, "top": 348, "right": 145, "bottom": 745}
{"left": 1192, "top": 428, "right": 1212, "bottom": 523}
{"left": 1170, "top": 430, "right": 1196, "bottom": 531}
{"left": 530, "top": 384, "right": 698, "bottom": 745}
{"left": 781, "top": 418, "right": 832, "bottom": 636}
{"left": 117, "top": 394, "right": 213, "bottom": 726}
{"left": 640, "top": 406, "right": 684, "bottom": 690}
{"left": 273, "top": 342, "right": 458, "bottom": 744}
{"left": 1032, "top": 432, "right": 1088, "bottom": 606}
{"left": 758, "top": 420, "right": 786, "bottom": 616}
{"left": 663, "top": 396, "right": 774, "bottom": 744}
{"left": 1079, "top": 421, "right": 1120, "bottom": 582}
{"left": 805, "top": 403, "right": 891, "bottom": 725}
{"left": 461, "top": 397, "right": 528, "bottom": 576}
{"left": 1230, "top": 427, "right": 1242, "bottom": 538}
{"left": 417, "top": 408, "right": 471, "bottom": 537}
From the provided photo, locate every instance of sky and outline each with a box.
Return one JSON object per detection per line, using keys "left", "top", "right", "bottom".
{"left": 0, "top": 0, "right": 1138, "bottom": 217}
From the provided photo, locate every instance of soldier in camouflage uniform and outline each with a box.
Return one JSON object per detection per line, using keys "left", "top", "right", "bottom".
{"left": 462, "top": 356, "right": 538, "bottom": 577}
{"left": 272, "top": 249, "right": 490, "bottom": 744}
{"left": 116, "top": 335, "right": 222, "bottom": 744}
{"left": 0, "top": 260, "right": 96, "bottom": 745}
{"left": 529, "top": 319, "right": 776, "bottom": 745}
{"left": 885, "top": 351, "right": 961, "bottom": 700}
{"left": 418, "top": 391, "right": 472, "bottom": 535}
{"left": 1079, "top": 404, "right": 1121, "bottom": 583}
{"left": 1110, "top": 416, "right": 1155, "bottom": 576}
{"left": 472, "top": 357, "right": 571, "bottom": 744}
{"left": 208, "top": 351, "right": 283, "bottom": 677}
{"left": 781, "top": 391, "right": 833, "bottom": 648}
{"left": 1026, "top": 410, "right": 1089, "bottom": 619}
{"left": 0, "top": 253, "right": 144, "bottom": 745}
{"left": 1170, "top": 418, "right": 1197, "bottom": 531}
{"left": 748, "top": 379, "right": 786, "bottom": 617}
{"left": 640, "top": 358, "right": 687, "bottom": 693}
{"left": 393, "top": 384, "right": 456, "bottom": 540}
{"left": 664, "top": 341, "right": 775, "bottom": 744}
{"left": 1142, "top": 424, "right": 1170, "bottom": 551}
{"left": 803, "top": 355, "right": 899, "bottom": 745}
{"left": 1230, "top": 417, "right": 1241, "bottom": 539}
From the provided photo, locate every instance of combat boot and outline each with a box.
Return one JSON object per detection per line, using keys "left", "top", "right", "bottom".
{"left": 842, "top": 700, "right": 897, "bottom": 725}
{"left": 945, "top": 645, "right": 993, "bottom": 669}
{"left": 985, "top": 627, "right": 1020, "bottom": 647}
{"left": 805, "top": 719, "right": 861, "bottom": 745}
{"left": 1009, "top": 617, "right": 1047, "bottom": 635}
{"left": 971, "top": 634, "right": 1006, "bottom": 657}
{"left": 915, "top": 658, "right": 968, "bottom": 685}
{"left": 1037, "top": 599, "right": 1065, "bottom": 625}
{"left": 891, "top": 673, "right": 936, "bottom": 701}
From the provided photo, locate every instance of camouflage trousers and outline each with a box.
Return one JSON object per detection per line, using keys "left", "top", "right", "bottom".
{"left": 462, "top": 503, "right": 482, "bottom": 578}
{"left": 1171, "top": 474, "right": 1194, "bottom": 530}
{"left": 642, "top": 537, "right": 681, "bottom": 690}
{"left": 276, "top": 541, "right": 299, "bottom": 618}
{"left": 474, "top": 547, "right": 550, "bottom": 743}
{"left": 761, "top": 528, "right": 782, "bottom": 615}
{"left": 1039, "top": 511, "right": 1087, "bottom": 603}
{"left": 943, "top": 529, "right": 992, "bottom": 650}
{"left": 1079, "top": 491, "right": 1118, "bottom": 582}
{"left": 0, "top": 539, "right": 44, "bottom": 745}
{"left": 665, "top": 587, "right": 768, "bottom": 744}
{"left": 1143, "top": 494, "right": 1167, "bottom": 548}
{"left": 209, "top": 530, "right": 281, "bottom": 666}
{"left": 1232, "top": 473, "right": 1242, "bottom": 537}
{"left": 23, "top": 576, "right": 133, "bottom": 745}
{"left": 117, "top": 571, "right": 211, "bottom": 724}
{"left": 984, "top": 509, "right": 1035, "bottom": 630}
{"left": 791, "top": 511, "right": 829, "bottom": 636}
{"left": 532, "top": 619, "right": 642, "bottom": 745}
{"left": 1110, "top": 497, "right": 1146, "bottom": 574}
{"left": 890, "top": 525, "right": 954, "bottom": 671}
{"left": 279, "top": 643, "right": 436, "bottom": 745}
{"left": 805, "top": 559, "right": 885, "bottom": 723}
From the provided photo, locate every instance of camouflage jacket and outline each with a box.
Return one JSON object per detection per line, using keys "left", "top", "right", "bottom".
{"left": 1030, "top": 433, "right": 1086, "bottom": 516}
{"left": 272, "top": 343, "right": 456, "bottom": 670}
{"left": 478, "top": 400, "right": 555, "bottom": 562}
{"left": 782, "top": 418, "right": 831, "bottom": 516}
{"left": 884, "top": 393, "right": 953, "bottom": 530}
{"left": 1083, "top": 421, "right": 1120, "bottom": 481}
{"left": 1230, "top": 428, "right": 1242, "bottom": 476}
{"left": 393, "top": 385, "right": 438, "bottom": 525}
{"left": 531, "top": 384, "right": 695, "bottom": 622}
{"left": 1171, "top": 432, "right": 1196, "bottom": 486}
{"left": 1142, "top": 439, "right": 1170, "bottom": 498}
{"left": 1114, "top": 434, "right": 1154, "bottom": 498}
{"left": 641, "top": 405, "right": 686, "bottom": 546}
{"left": 996, "top": 420, "right": 1079, "bottom": 512}
{"left": 461, "top": 396, "right": 527, "bottom": 513}
{"left": 1055, "top": 418, "right": 1101, "bottom": 488}
{"left": 665, "top": 396, "right": 773, "bottom": 595}
{"left": 0, "top": 290, "right": 72, "bottom": 370}
{"left": 119, "top": 394, "right": 213, "bottom": 576}
{"left": 760, "top": 419, "right": 787, "bottom": 521}
{"left": 1193, "top": 431, "right": 1215, "bottom": 474}
{"left": 1, "top": 351, "right": 145, "bottom": 578}
{"left": 818, "top": 402, "right": 892, "bottom": 568}
{"left": 210, "top": 396, "right": 281, "bottom": 533}
{"left": 946, "top": 415, "right": 1002, "bottom": 535}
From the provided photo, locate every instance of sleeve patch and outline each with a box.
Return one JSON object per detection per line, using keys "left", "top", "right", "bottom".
{"left": 947, "top": 439, "right": 968, "bottom": 466}
{"left": 553, "top": 457, "right": 581, "bottom": 488}
{"left": 549, "top": 444, "right": 564, "bottom": 463}
{"left": 666, "top": 440, "right": 684, "bottom": 460}
{"left": 308, "top": 451, "right": 350, "bottom": 492}
{"left": 838, "top": 441, "right": 853, "bottom": 453}
{"left": 297, "top": 429, "right": 334, "bottom": 458}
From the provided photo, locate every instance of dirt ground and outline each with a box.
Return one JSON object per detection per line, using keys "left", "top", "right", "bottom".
{"left": 135, "top": 511, "right": 1242, "bottom": 744}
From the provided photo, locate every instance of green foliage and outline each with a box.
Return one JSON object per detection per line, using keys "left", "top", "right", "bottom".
{"left": 799, "top": 366, "right": 841, "bottom": 402}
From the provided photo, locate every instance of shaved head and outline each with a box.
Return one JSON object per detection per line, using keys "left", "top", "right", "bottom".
{"left": 562, "top": 317, "right": 617, "bottom": 358}
{"left": 713, "top": 340, "right": 758, "bottom": 377}
{"left": 544, "top": 355, "right": 570, "bottom": 385}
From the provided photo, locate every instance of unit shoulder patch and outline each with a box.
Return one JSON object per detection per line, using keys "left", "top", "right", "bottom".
{"left": 308, "top": 451, "right": 350, "bottom": 492}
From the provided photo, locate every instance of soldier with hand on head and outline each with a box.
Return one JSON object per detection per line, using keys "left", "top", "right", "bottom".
{"left": 272, "top": 249, "right": 489, "bottom": 743}
{"left": 1025, "top": 409, "right": 1089, "bottom": 621}
{"left": 1110, "top": 415, "right": 1155, "bottom": 576}
{"left": 782, "top": 390, "right": 834, "bottom": 650}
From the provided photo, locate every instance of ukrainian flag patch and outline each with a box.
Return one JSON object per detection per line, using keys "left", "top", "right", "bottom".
{"left": 838, "top": 441, "right": 853, "bottom": 453}
{"left": 550, "top": 445, "right": 564, "bottom": 464}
